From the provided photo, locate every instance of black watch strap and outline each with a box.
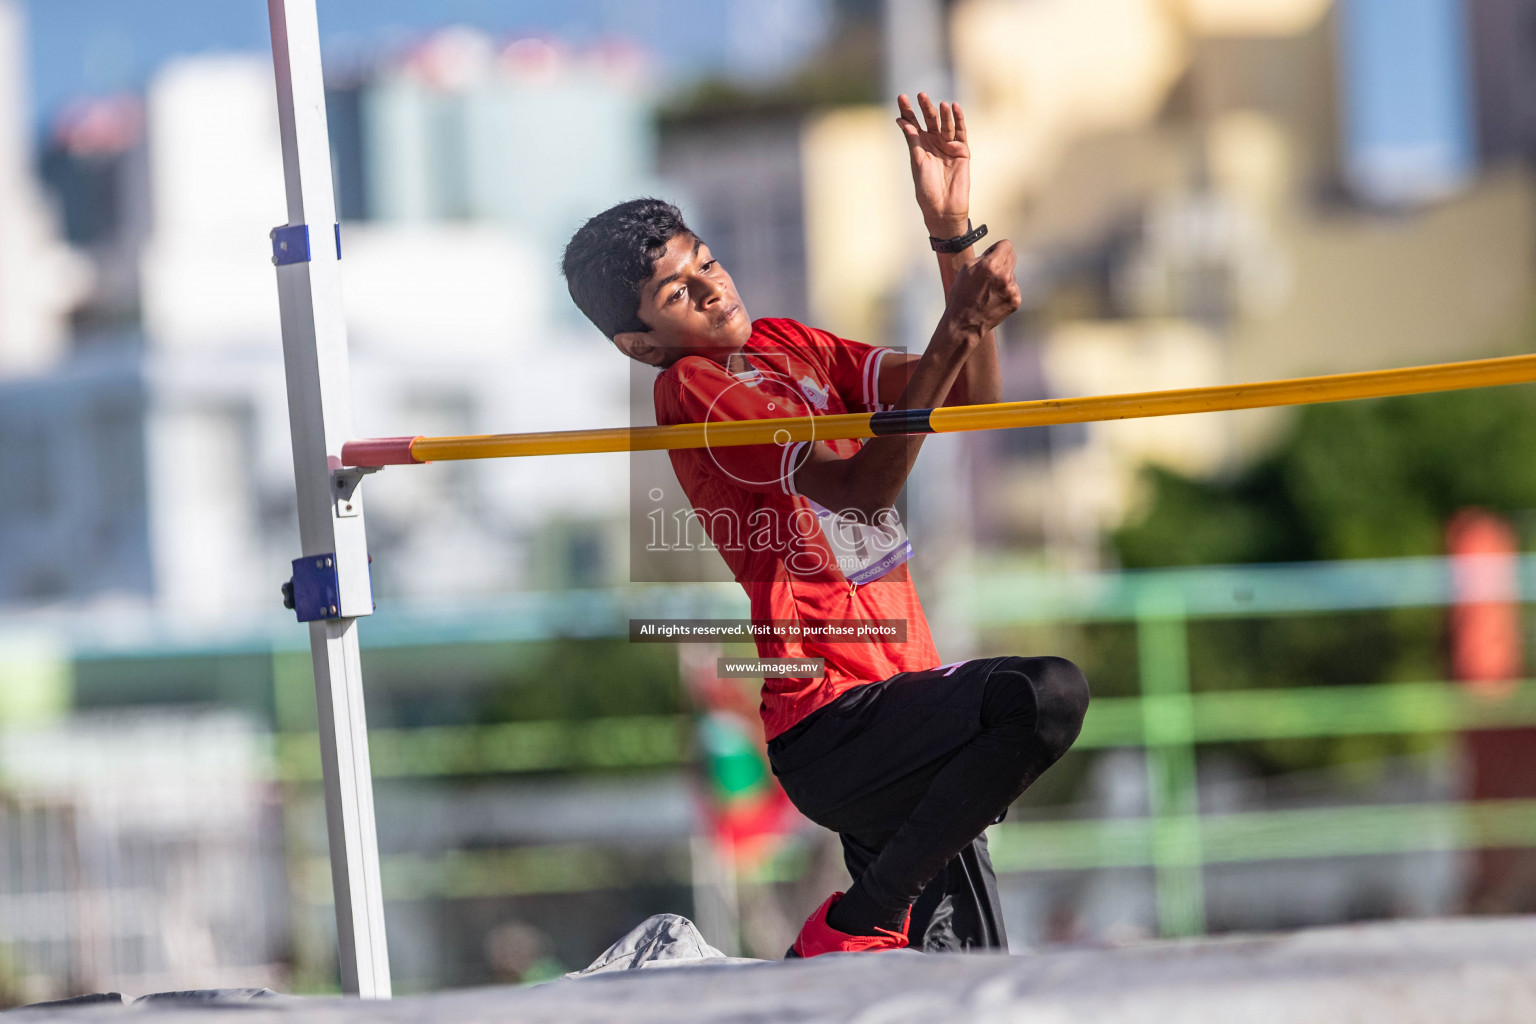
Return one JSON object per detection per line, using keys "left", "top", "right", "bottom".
{"left": 930, "top": 220, "right": 987, "bottom": 254}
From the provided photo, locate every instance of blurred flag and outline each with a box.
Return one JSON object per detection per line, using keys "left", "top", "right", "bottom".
{"left": 1448, "top": 508, "right": 1522, "bottom": 695}
{"left": 678, "top": 643, "right": 801, "bottom": 869}
{"left": 1448, "top": 508, "right": 1536, "bottom": 913}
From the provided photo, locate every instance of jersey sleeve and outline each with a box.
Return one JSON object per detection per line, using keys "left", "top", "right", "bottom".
{"left": 798, "top": 323, "right": 896, "bottom": 413}
{"left": 657, "top": 356, "right": 807, "bottom": 495}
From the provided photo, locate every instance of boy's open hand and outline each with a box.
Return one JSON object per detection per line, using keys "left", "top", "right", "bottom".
{"left": 946, "top": 240, "right": 1020, "bottom": 333}
{"left": 896, "top": 92, "right": 971, "bottom": 238}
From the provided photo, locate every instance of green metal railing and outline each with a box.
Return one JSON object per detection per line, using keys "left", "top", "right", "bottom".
{"left": 8, "top": 552, "right": 1484, "bottom": 922}
{"left": 953, "top": 555, "right": 1536, "bottom": 937}
{"left": 274, "top": 678, "right": 1536, "bottom": 925}
{"left": 272, "top": 682, "right": 1536, "bottom": 780}
{"left": 275, "top": 716, "right": 692, "bottom": 780}
{"left": 253, "top": 554, "right": 1536, "bottom": 933}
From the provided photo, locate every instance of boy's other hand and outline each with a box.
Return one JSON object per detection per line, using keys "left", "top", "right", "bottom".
{"left": 945, "top": 240, "right": 1020, "bottom": 334}
{"left": 896, "top": 92, "right": 971, "bottom": 238}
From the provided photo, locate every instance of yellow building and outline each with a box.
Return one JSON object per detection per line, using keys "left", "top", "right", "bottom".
{"left": 799, "top": 0, "right": 1536, "bottom": 561}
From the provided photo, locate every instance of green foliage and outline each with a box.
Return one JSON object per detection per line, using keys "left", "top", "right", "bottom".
{"left": 1183, "top": 608, "right": 1447, "bottom": 776}
{"left": 1283, "top": 389, "right": 1536, "bottom": 559}
{"left": 480, "top": 639, "right": 682, "bottom": 724}
{"left": 1182, "top": 609, "right": 1439, "bottom": 695}
{"left": 1114, "top": 463, "right": 1311, "bottom": 568}
{"left": 1109, "top": 385, "right": 1536, "bottom": 776}
{"left": 1116, "top": 386, "right": 1536, "bottom": 567}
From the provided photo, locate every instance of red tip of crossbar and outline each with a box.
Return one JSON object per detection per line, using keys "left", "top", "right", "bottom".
{"left": 341, "top": 436, "right": 425, "bottom": 467}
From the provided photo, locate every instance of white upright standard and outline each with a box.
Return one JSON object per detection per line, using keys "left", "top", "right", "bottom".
{"left": 266, "top": 0, "right": 391, "bottom": 998}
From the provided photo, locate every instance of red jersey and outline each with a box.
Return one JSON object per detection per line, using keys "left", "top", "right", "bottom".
{"left": 654, "top": 317, "right": 941, "bottom": 739}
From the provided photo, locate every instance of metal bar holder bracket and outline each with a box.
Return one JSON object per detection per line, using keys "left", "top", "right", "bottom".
{"left": 282, "top": 548, "right": 374, "bottom": 622}
{"left": 289, "top": 553, "right": 341, "bottom": 621}
{"left": 280, "top": 466, "right": 380, "bottom": 620}
{"left": 332, "top": 465, "right": 380, "bottom": 518}
{"left": 270, "top": 222, "right": 342, "bottom": 265}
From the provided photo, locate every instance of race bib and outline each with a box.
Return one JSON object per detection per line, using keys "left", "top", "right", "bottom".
{"left": 805, "top": 498, "right": 914, "bottom": 585}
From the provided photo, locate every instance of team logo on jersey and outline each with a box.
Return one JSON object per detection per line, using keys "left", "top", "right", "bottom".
{"left": 797, "top": 375, "right": 830, "bottom": 412}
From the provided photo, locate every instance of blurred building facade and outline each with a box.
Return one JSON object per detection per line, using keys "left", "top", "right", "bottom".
{"left": 0, "top": 21, "right": 724, "bottom": 996}
{"left": 0, "top": 29, "right": 661, "bottom": 620}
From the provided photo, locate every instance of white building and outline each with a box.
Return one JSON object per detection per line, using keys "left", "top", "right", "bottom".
{"left": 0, "top": 35, "right": 659, "bottom": 621}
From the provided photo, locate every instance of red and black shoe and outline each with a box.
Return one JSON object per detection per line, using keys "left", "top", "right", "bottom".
{"left": 787, "top": 893, "right": 910, "bottom": 958}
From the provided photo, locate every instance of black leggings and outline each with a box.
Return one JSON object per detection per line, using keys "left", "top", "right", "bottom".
{"left": 767, "top": 656, "right": 1090, "bottom": 944}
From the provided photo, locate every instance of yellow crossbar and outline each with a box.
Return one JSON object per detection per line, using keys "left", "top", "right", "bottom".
{"left": 343, "top": 352, "right": 1536, "bottom": 466}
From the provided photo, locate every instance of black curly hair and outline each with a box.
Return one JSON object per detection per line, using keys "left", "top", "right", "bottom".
{"left": 561, "top": 198, "right": 695, "bottom": 340}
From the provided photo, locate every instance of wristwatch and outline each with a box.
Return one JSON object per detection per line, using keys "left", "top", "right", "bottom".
{"left": 929, "top": 220, "right": 988, "bottom": 254}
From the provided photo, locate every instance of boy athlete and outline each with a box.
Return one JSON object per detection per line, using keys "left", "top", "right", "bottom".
{"left": 562, "top": 94, "right": 1088, "bottom": 956}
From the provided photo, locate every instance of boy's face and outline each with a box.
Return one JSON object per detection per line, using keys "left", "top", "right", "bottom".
{"left": 613, "top": 233, "right": 751, "bottom": 368}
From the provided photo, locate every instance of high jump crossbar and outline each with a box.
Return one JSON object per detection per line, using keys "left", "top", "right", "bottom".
{"left": 342, "top": 352, "right": 1536, "bottom": 467}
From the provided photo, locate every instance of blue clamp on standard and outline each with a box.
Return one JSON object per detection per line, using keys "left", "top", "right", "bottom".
{"left": 270, "top": 223, "right": 342, "bottom": 265}
{"left": 285, "top": 553, "right": 341, "bottom": 622}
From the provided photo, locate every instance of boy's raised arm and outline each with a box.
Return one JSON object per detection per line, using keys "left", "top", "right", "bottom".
{"left": 791, "top": 93, "right": 1019, "bottom": 520}
{"left": 793, "top": 240, "right": 1020, "bottom": 518}
{"left": 885, "top": 92, "right": 1002, "bottom": 409}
